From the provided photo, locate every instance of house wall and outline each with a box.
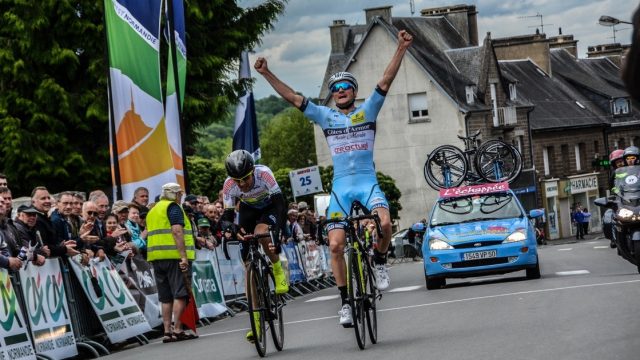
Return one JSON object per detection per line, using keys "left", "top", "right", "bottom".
{"left": 313, "top": 26, "right": 466, "bottom": 228}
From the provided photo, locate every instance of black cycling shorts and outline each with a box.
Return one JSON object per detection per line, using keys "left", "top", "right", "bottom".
{"left": 238, "top": 202, "right": 282, "bottom": 261}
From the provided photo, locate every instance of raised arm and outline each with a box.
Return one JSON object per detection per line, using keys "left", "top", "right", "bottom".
{"left": 377, "top": 30, "right": 413, "bottom": 93}
{"left": 254, "top": 57, "right": 305, "bottom": 108}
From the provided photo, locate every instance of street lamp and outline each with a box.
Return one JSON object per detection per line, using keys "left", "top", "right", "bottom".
{"left": 598, "top": 15, "right": 632, "bottom": 43}
{"left": 598, "top": 15, "right": 632, "bottom": 26}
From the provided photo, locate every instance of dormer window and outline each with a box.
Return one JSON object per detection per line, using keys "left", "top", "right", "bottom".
{"left": 612, "top": 98, "right": 630, "bottom": 115}
{"left": 509, "top": 83, "right": 517, "bottom": 101}
{"left": 465, "top": 85, "right": 476, "bottom": 104}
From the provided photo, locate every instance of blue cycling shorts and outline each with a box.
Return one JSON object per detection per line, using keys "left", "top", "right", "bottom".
{"left": 325, "top": 174, "right": 388, "bottom": 232}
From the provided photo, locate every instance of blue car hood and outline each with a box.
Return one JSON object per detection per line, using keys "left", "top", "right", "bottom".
{"left": 430, "top": 218, "right": 527, "bottom": 244}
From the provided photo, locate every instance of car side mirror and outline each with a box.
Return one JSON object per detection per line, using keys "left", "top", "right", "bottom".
{"left": 528, "top": 209, "right": 544, "bottom": 219}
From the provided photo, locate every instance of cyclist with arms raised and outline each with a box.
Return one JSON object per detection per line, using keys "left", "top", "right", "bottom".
{"left": 221, "top": 150, "right": 288, "bottom": 342}
{"left": 255, "top": 29, "right": 413, "bottom": 326}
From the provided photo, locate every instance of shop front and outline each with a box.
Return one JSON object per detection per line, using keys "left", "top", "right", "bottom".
{"left": 558, "top": 173, "right": 601, "bottom": 238}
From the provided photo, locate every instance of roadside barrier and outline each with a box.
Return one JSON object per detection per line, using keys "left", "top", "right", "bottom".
{"left": 0, "top": 240, "right": 335, "bottom": 359}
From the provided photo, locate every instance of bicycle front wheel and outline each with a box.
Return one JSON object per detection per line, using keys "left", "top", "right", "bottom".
{"left": 424, "top": 145, "right": 467, "bottom": 189}
{"left": 247, "top": 265, "right": 268, "bottom": 357}
{"left": 364, "top": 259, "right": 378, "bottom": 344}
{"left": 267, "top": 270, "right": 285, "bottom": 351}
{"left": 346, "top": 247, "right": 366, "bottom": 350}
{"left": 474, "top": 140, "right": 522, "bottom": 183}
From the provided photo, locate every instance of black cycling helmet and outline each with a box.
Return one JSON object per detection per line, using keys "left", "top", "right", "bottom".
{"left": 327, "top": 72, "right": 358, "bottom": 91}
{"left": 225, "top": 150, "right": 254, "bottom": 179}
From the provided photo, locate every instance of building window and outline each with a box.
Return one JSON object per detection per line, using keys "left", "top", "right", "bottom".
{"left": 513, "top": 136, "right": 523, "bottom": 154}
{"left": 543, "top": 147, "right": 550, "bottom": 176}
{"left": 633, "top": 137, "right": 639, "bottom": 146}
{"left": 574, "top": 144, "right": 581, "bottom": 171}
{"left": 561, "top": 144, "right": 569, "bottom": 174}
{"left": 490, "top": 83, "right": 498, "bottom": 126}
{"left": 408, "top": 92, "right": 429, "bottom": 122}
{"left": 509, "top": 83, "right": 517, "bottom": 101}
{"left": 465, "top": 86, "right": 476, "bottom": 105}
{"left": 612, "top": 98, "right": 630, "bottom": 115}
{"left": 618, "top": 138, "right": 626, "bottom": 149}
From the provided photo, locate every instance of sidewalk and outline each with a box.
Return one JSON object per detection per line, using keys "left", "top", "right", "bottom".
{"left": 544, "top": 231, "right": 605, "bottom": 246}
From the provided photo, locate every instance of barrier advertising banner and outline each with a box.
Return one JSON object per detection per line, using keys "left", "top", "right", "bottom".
{"left": 192, "top": 250, "right": 227, "bottom": 318}
{"left": 214, "top": 243, "right": 245, "bottom": 296}
{"left": 0, "top": 269, "right": 36, "bottom": 360}
{"left": 18, "top": 260, "right": 77, "bottom": 359}
{"left": 68, "top": 258, "right": 151, "bottom": 343}
{"left": 283, "top": 241, "right": 306, "bottom": 283}
{"left": 122, "top": 255, "right": 162, "bottom": 328}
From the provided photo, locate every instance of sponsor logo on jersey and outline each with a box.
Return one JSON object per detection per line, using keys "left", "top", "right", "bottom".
{"left": 350, "top": 111, "right": 365, "bottom": 125}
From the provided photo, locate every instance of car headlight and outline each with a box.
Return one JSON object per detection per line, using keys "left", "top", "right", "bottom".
{"left": 429, "top": 238, "right": 453, "bottom": 250}
{"left": 617, "top": 208, "right": 634, "bottom": 220}
{"left": 503, "top": 229, "right": 526, "bottom": 243}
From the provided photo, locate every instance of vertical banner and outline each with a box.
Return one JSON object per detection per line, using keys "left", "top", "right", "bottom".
{"left": 233, "top": 51, "right": 261, "bottom": 160}
{"left": 192, "top": 250, "right": 227, "bottom": 318}
{"left": 164, "top": 0, "right": 187, "bottom": 188}
{"left": 68, "top": 258, "right": 151, "bottom": 343}
{"left": 283, "top": 241, "right": 306, "bottom": 283}
{"left": 19, "top": 261, "right": 77, "bottom": 359}
{"left": 0, "top": 270, "right": 36, "bottom": 360}
{"left": 105, "top": 0, "right": 177, "bottom": 201}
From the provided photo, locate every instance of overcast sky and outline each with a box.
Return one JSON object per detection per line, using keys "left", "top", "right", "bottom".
{"left": 239, "top": 0, "right": 637, "bottom": 99}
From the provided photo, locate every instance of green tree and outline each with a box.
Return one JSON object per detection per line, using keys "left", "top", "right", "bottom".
{"left": 261, "top": 108, "right": 316, "bottom": 170}
{"left": 186, "top": 156, "right": 226, "bottom": 200}
{"left": 0, "top": 0, "right": 286, "bottom": 196}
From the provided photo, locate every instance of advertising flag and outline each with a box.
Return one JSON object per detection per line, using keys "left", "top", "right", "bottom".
{"left": 164, "top": 0, "right": 187, "bottom": 188}
{"left": 233, "top": 51, "right": 261, "bottom": 160}
{"left": 105, "top": 0, "right": 178, "bottom": 201}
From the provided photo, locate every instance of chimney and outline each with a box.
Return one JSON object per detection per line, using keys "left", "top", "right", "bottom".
{"left": 364, "top": 5, "right": 392, "bottom": 25}
{"left": 330, "top": 19, "right": 348, "bottom": 55}
{"left": 421, "top": 4, "right": 478, "bottom": 46}
{"left": 492, "top": 33, "right": 552, "bottom": 75}
{"left": 586, "top": 43, "right": 630, "bottom": 67}
{"left": 549, "top": 33, "right": 579, "bottom": 58}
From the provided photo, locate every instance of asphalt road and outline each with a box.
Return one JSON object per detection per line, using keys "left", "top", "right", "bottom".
{"left": 105, "top": 237, "right": 640, "bottom": 360}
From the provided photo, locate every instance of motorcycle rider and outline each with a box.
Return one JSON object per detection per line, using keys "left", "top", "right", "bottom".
{"left": 623, "top": 146, "right": 639, "bottom": 166}
{"left": 605, "top": 149, "right": 627, "bottom": 247}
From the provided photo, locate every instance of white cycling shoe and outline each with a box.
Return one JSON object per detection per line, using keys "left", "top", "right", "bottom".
{"left": 375, "top": 264, "right": 390, "bottom": 290}
{"left": 338, "top": 304, "right": 353, "bottom": 326}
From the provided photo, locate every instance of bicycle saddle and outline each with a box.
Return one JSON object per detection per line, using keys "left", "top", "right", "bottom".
{"left": 457, "top": 129, "right": 481, "bottom": 141}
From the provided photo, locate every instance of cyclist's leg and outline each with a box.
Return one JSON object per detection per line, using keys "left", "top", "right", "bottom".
{"left": 238, "top": 205, "right": 261, "bottom": 341}
{"left": 255, "top": 208, "right": 289, "bottom": 294}
{"left": 363, "top": 178, "right": 392, "bottom": 290}
{"left": 326, "top": 183, "right": 352, "bottom": 324}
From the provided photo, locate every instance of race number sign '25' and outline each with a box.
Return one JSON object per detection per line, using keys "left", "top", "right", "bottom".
{"left": 0, "top": 269, "right": 36, "bottom": 360}
{"left": 289, "top": 166, "right": 323, "bottom": 197}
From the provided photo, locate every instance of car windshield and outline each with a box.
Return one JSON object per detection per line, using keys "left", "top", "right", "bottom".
{"left": 615, "top": 165, "right": 640, "bottom": 200}
{"left": 430, "top": 192, "right": 522, "bottom": 226}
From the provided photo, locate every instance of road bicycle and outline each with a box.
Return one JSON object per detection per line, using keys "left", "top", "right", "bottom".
{"left": 224, "top": 230, "right": 284, "bottom": 357}
{"left": 423, "top": 129, "right": 522, "bottom": 189}
{"left": 321, "top": 201, "right": 382, "bottom": 350}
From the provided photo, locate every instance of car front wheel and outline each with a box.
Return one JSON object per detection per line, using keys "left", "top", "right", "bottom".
{"left": 526, "top": 260, "right": 541, "bottom": 279}
{"left": 425, "top": 275, "right": 445, "bottom": 290}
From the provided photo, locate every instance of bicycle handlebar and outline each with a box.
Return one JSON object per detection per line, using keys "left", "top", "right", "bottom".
{"left": 222, "top": 229, "right": 274, "bottom": 260}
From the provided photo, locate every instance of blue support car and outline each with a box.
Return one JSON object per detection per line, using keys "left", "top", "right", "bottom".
{"left": 422, "top": 183, "right": 544, "bottom": 290}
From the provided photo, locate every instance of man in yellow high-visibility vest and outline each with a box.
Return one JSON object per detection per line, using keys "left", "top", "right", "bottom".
{"left": 146, "top": 182, "right": 197, "bottom": 343}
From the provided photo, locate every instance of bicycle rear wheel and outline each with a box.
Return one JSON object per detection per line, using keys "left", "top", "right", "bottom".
{"left": 266, "top": 270, "right": 285, "bottom": 351}
{"left": 247, "top": 265, "right": 268, "bottom": 357}
{"left": 346, "top": 247, "right": 366, "bottom": 350}
{"left": 424, "top": 145, "right": 467, "bottom": 189}
{"left": 474, "top": 140, "right": 522, "bottom": 183}
{"left": 364, "top": 259, "right": 378, "bottom": 344}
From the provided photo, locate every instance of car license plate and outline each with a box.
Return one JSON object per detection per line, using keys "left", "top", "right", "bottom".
{"left": 463, "top": 250, "right": 497, "bottom": 261}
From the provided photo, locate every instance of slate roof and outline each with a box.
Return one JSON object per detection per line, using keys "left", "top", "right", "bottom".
{"left": 551, "top": 49, "right": 627, "bottom": 98}
{"left": 319, "top": 15, "right": 490, "bottom": 112}
{"left": 499, "top": 60, "right": 608, "bottom": 131}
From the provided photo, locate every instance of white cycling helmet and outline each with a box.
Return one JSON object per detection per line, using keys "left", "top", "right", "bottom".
{"left": 328, "top": 72, "right": 358, "bottom": 91}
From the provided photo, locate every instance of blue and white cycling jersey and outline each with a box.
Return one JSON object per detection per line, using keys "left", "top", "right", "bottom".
{"left": 301, "top": 88, "right": 386, "bottom": 179}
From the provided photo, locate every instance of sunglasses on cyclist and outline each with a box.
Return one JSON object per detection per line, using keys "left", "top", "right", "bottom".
{"left": 331, "top": 82, "right": 354, "bottom": 93}
{"left": 232, "top": 170, "right": 254, "bottom": 184}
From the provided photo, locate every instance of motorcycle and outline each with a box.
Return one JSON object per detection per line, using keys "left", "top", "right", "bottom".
{"left": 594, "top": 165, "right": 640, "bottom": 273}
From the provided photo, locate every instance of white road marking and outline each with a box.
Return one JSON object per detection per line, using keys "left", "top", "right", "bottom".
{"left": 196, "top": 279, "right": 640, "bottom": 339}
{"left": 587, "top": 241, "right": 599, "bottom": 245}
{"left": 557, "top": 248, "right": 573, "bottom": 251}
{"left": 305, "top": 295, "right": 340, "bottom": 303}
{"left": 388, "top": 285, "right": 422, "bottom": 292}
{"left": 556, "top": 270, "right": 590, "bottom": 276}
{"left": 594, "top": 246, "right": 610, "bottom": 249}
